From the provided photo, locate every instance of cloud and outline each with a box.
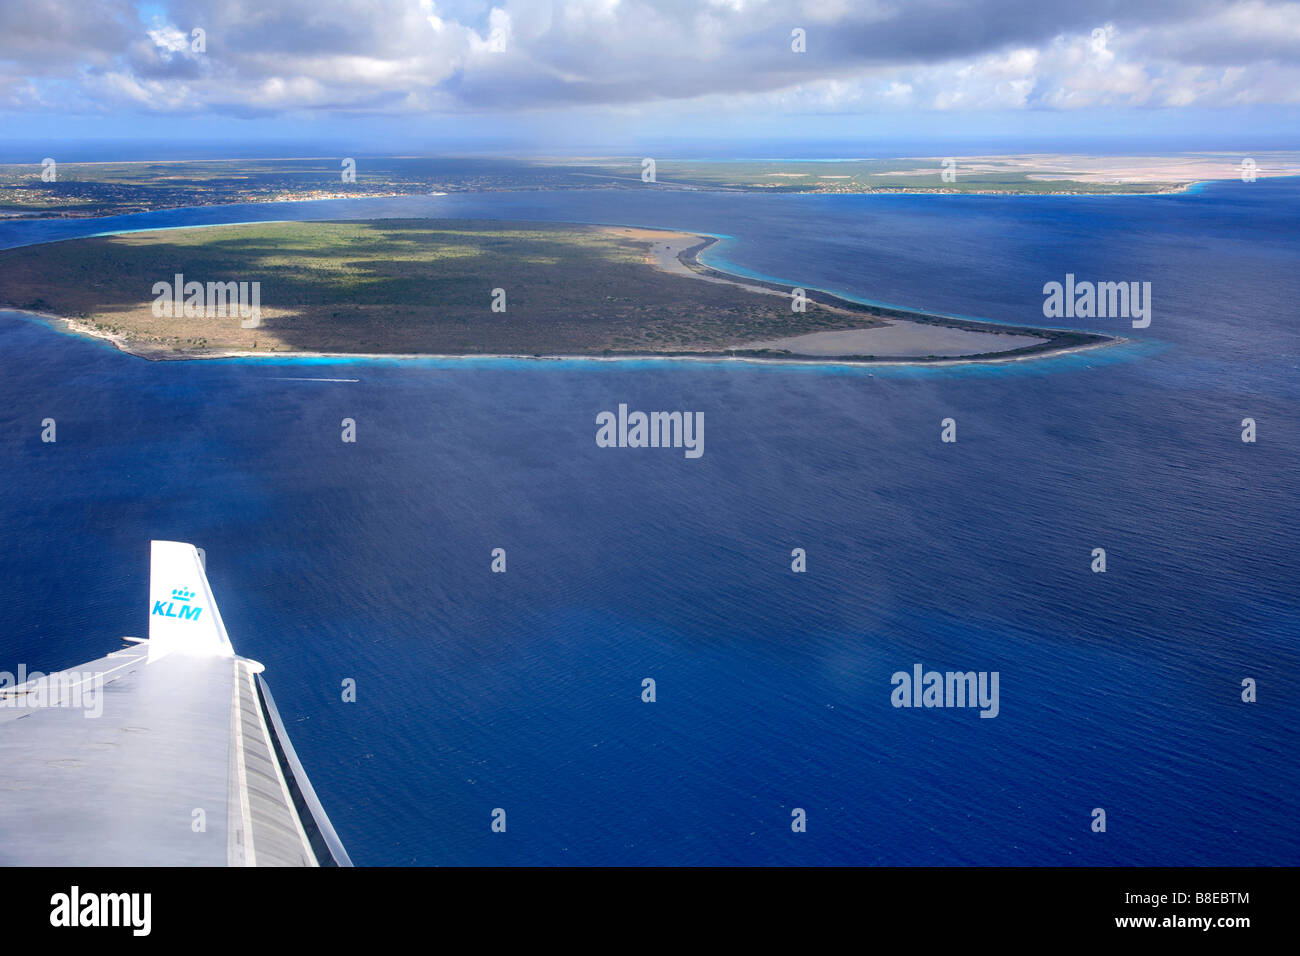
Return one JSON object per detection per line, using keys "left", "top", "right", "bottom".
{"left": 0, "top": 0, "right": 1298, "bottom": 117}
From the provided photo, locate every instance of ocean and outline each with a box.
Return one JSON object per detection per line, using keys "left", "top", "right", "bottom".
{"left": 0, "top": 180, "right": 1296, "bottom": 865}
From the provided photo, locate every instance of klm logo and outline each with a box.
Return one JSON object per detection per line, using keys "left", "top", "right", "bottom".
{"left": 152, "top": 587, "right": 203, "bottom": 622}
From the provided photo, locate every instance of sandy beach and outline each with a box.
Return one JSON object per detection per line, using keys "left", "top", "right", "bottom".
{"left": 4, "top": 222, "right": 1119, "bottom": 366}
{"left": 629, "top": 227, "right": 1054, "bottom": 358}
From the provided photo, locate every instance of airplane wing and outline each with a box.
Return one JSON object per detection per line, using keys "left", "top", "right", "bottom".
{"left": 0, "top": 541, "right": 350, "bottom": 866}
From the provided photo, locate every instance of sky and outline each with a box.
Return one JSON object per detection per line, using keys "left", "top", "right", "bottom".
{"left": 2, "top": 0, "right": 1298, "bottom": 156}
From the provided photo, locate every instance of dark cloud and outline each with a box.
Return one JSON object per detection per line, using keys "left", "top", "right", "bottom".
{"left": 0, "top": 0, "right": 1296, "bottom": 114}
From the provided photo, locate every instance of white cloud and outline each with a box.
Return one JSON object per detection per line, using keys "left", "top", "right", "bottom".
{"left": 2, "top": 0, "right": 1299, "bottom": 117}
{"left": 147, "top": 26, "right": 190, "bottom": 55}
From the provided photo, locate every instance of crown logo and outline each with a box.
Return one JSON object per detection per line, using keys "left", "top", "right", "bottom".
{"left": 172, "top": 587, "right": 195, "bottom": 602}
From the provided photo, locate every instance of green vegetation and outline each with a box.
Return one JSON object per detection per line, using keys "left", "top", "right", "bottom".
{"left": 561, "top": 158, "right": 1184, "bottom": 194}
{"left": 0, "top": 219, "right": 892, "bottom": 356}
{"left": 6, "top": 151, "right": 1283, "bottom": 218}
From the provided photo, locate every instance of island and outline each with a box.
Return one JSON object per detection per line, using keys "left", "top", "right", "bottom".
{"left": 4, "top": 153, "right": 1298, "bottom": 219}
{"left": 0, "top": 219, "right": 1117, "bottom": 364}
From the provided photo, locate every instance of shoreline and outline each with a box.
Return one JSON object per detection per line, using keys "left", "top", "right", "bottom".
{"left": 0, "top": 180, "right": 1207, "bottom": 221}
{"left": 648, "top": 231, "right": 1120, "bottom": 363}
{"left": 9, "top": 307, "right": 1126, "bottom": 369}
{"left": 3, "top": 221, "right": 1123, "bottom": 367}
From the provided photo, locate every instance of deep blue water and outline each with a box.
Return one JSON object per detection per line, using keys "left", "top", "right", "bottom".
{"left": 0, "top": 181, "right": 1296, "bottom": 865}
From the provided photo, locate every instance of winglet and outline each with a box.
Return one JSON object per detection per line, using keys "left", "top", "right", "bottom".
{"left": 148, "top": 540, "right": 235, "bottom": 662}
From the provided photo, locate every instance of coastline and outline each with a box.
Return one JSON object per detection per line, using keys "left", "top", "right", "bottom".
{"left": 9, "top": 306, "right": 1126, "bottom": 369}
{"left": 0, "top": 182, "right": 1202, "bottom": 222}
{"left": 11, "top": 278, "right": 1124, "bottom": 371}
{"left": 1, "top": 175, "right": 1236, "bottom": 223}
{"left": 5, "top": 223, "right": 1122, "bottom": 367}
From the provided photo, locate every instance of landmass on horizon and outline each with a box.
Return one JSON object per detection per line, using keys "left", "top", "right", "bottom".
{"left": 0, "top": 219, "right": 1114, "bottom": 365}
{"left": 3, "top": 152, "right": 1297, "bottom": 219}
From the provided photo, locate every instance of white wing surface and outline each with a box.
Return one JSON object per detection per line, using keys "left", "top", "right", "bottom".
{"left": 0, "top": 541, "right": 350, "bottom": 866}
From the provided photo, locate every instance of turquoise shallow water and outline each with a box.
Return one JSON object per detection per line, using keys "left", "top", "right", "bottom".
{"left": 0, "top": 180, "right": 1296, "bottom": 864}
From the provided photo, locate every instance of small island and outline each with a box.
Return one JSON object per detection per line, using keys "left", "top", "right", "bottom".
{"left": 0, "top": 219, "right": 1116, "bottom": 364}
